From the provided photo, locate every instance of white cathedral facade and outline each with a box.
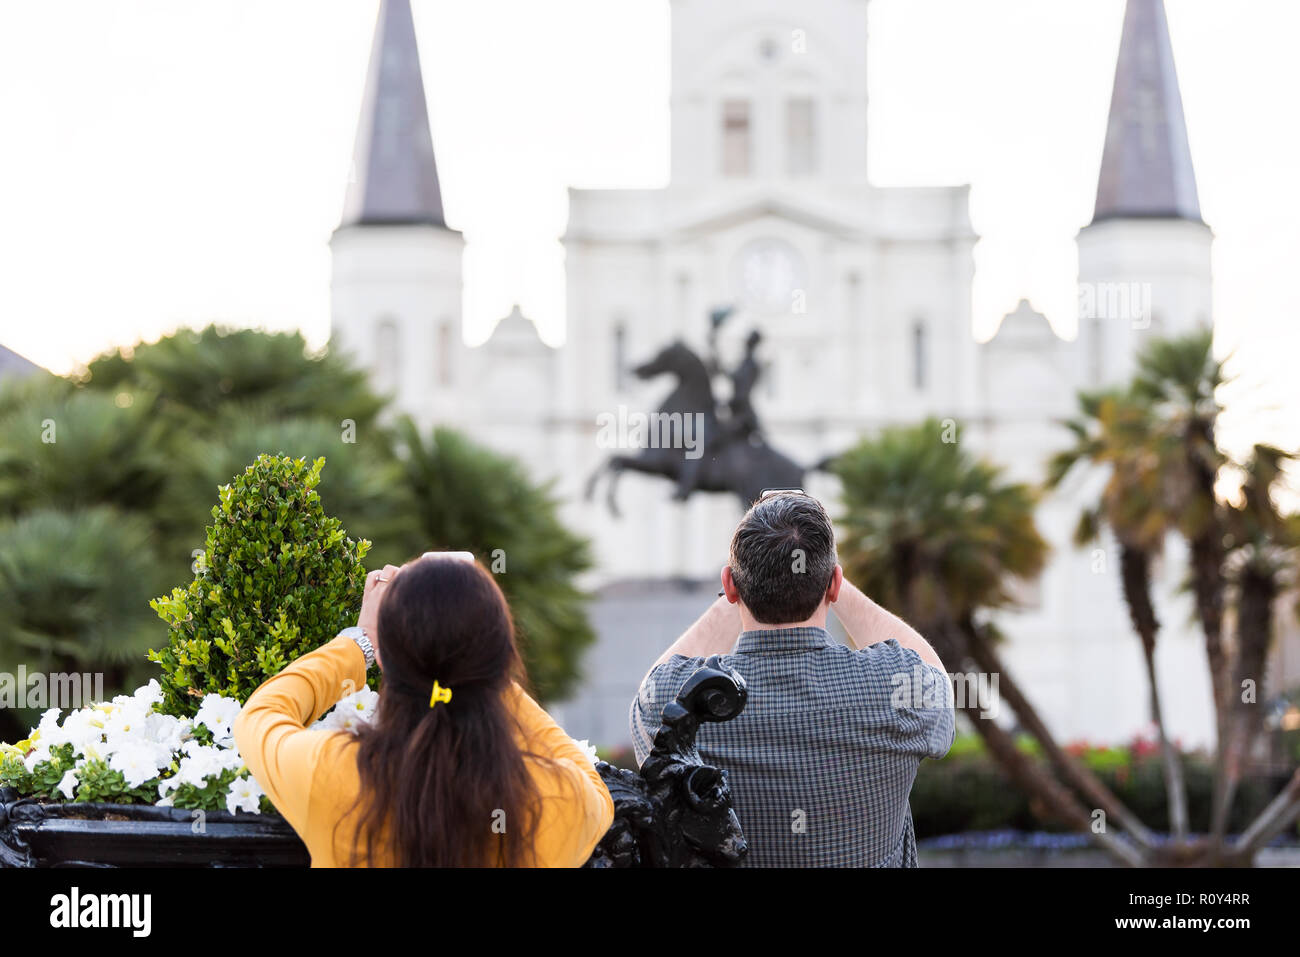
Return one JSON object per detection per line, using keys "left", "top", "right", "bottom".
{"left": 329, "top": 0, "right": 1216, "bottom": 750}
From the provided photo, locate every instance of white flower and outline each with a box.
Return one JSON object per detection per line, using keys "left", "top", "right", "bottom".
{"left": 37, "top": 707, "right": 63, "bottom": 735}
{"left": 141, "top": 712, "right": 188, "bottom": 752}
{"left": 9, "top": 681, "right": 257, "bottom": 809}
{"left": 194, "top": 694, "right": 242, "bottom": 747}
{"left": 100, "top": 700, "right": 151, "bottom": 748}
{"left": 572, "top": 738, "right": 599, "bottom": 766}
{"left": 166, "top": 749, "right": 218, "bottom": 790}
{"left": 109, "top": 743, "right": 164, "bottom": 789}
{"left": 56, "top": 769, "right": 79, "bottom": 799}
{"left": 158, "top": 741, "right": 244, "bottom": 797}
{"left": 23, "top": 746, "right": 52, "bottom": 773}
{"left": 225, "top": 774, "right": 264, "bottom": 815}
{"left": 132, "top": 679, "right": 164, "bottom": 710}
{"left": 78, "top": 738, "right": 104, "bottom": 763}
{"left": 61, "top": 708, "right": 107, "bottom": 753}
{"left": 315, "top": 686, "right": 380, "bottom": 734}
{"left": 34, "top": 708, "right": 71, "bottom": 750}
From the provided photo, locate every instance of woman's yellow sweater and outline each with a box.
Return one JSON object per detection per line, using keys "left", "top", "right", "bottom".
{"left": 233, "top": 635, "right": 614, "bottom": 867}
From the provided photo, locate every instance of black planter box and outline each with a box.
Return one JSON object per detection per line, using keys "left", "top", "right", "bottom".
{"left": 0, "top": 659, "right": 749, "bottom": 868}
{"left": 0, "top": 788, "right": 309, "bottom": 868}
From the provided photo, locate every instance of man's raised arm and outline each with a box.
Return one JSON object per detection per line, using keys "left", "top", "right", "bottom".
{"left": 831, "top": 577, "right": 947, "bottom": 673}
{"left": 646, "top": 595, "right": 742, "bottom": 673}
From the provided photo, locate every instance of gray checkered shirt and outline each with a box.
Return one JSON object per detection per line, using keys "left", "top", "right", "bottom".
{"left": 630, "top": 627, "right": 955, "bottom": 867}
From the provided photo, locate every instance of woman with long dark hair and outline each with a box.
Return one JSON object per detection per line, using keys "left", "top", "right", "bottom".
{"left": 234, "top": 553, "right": 613, "bottom": 866}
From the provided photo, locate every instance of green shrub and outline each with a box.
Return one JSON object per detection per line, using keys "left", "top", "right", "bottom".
{"left": 69, "top": 758, "right": 162, "bottom": 805}
{"left": 147, "top": 454, "right": 370, "bottom": 716}
{"left": 910, "top": 745, "right": 1280, "bottom": 838}
{"left": 394, "top": 420, "right": 594, "bottom": 702}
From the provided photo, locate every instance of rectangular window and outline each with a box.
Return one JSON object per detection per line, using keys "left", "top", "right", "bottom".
{"left": 786, "top": 98, "right": 816, "bottom": 176}
{"left": 722, "top": 99, "right": 751, "bottom": 177}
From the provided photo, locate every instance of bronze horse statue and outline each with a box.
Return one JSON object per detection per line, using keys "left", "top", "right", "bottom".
{"left": 585, "top": 338, "right": 806, "bottom": 516}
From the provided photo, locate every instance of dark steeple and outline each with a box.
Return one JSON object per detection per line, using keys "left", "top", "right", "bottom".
{"left": 1091, "top": 0, "right": 1202, "bottom": 224}
{"left": 340, "top": 0, "right": 448, "bottom": 228}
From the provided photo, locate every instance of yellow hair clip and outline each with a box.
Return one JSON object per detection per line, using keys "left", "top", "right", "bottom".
{"left": 429, "top": 681, "right": 453, "bottom": 708}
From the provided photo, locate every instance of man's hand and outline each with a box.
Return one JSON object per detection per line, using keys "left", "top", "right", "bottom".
{"left": 358, "top": 564, "right": 401, "bottom": 662}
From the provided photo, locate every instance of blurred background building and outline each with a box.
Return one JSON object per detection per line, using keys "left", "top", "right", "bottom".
{"left": 327, "top": 0, "right": 1290, "bottom": 751}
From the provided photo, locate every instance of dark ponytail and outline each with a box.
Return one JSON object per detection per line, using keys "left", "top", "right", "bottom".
{"left": 344, "top": 557, "right": 542, "bottom": 866}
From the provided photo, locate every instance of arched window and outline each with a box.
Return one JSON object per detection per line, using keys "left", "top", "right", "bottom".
{"left": 912, "top": 320, "right": 927, "bottom": 391}
{"left": 375, "top": 317, "right": 401, "bottom": 392}
{"left": 722, "top": 99, "right": 751, "bottom": 177}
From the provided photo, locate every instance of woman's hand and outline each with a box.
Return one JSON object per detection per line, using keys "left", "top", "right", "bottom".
{"left": 359, "top": 564, "right": 401, "bottom": 664}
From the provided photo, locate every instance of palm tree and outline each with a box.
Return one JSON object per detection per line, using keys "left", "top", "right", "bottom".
{"left": 1131, "top": 331, "right": 1231, "bottom": 740}
{"left": 1047, "top": 389, "right": 1189, "bottom": 838}
{"left": 172, "top": 412, "right": 410, "bottom": 567}
{"left": 79, "top": 324, "right": 386, "bottom": 430}
{"left": 833, "top": 419, "right": 1148, "bottom": 865}
{"left": 1211, "top": 444, "right": 1298, "bottom": 838}
{"left": 0, "top": 506, "right": 170, "bottom": 739}
{"left": 0, "top": 377, "right": 171, "bottom": 520}
{"left": 393, "top": 418, "right": 595, "bottom": 703}
{"left": 1037, "top": 333, "right": 1300, "bottom": 863}
{"left": 0, "top": 327, "right": 605, "bottom": 749}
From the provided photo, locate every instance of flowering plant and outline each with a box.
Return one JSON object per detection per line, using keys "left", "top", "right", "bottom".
{"left": 0, "top": 454, "right": 375, "bottom": 815}
{"left": 0, "top": 683, "right": 596, "bottom": 814}
{"left": 0, "top": 680, "right": 255, "bottom": 812}
{"left": 0, "top": 453, "right": 599, "bottom": 817}
{"left": 0, "top": 680, "right": 386, "bottom": 814}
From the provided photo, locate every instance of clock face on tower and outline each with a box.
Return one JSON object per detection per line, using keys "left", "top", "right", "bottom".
{"left": 733, "top": 238, "right": 806, "bottom": 314}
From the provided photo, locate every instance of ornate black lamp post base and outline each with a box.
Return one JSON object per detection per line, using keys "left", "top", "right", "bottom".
{"left": 585, "top": 655, "right": 749, "bottom": 867}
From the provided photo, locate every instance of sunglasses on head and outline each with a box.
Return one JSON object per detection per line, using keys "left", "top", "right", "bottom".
{"left": 757, "top": 488, "right": 806, "bottom": 501}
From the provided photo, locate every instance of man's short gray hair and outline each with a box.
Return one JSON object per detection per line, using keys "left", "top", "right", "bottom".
{"left": 728, "top": 493, "right": 837, "bottom": 624}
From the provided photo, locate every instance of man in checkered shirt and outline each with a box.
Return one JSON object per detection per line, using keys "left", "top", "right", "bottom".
{"left": 630, "top": 491, "right": 955, "bottom": 867}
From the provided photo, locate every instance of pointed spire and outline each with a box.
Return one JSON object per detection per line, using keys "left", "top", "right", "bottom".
{"left": 340, "top": 0, "right": 448, "bottom": 228}
{"left": 0, "top": 342, "right": 44, "bottom": 380}
{"left": 1091, "top": 0, "right": 1201, "bottom": 224}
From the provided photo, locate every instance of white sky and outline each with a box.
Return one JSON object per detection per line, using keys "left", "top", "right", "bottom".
{"left": 1, "top": 0, "right": 1297, "bottom": 456}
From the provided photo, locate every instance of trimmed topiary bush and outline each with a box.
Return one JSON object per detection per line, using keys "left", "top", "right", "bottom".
{"left": 147, "top": 454, "right": 371, "bottom": 717}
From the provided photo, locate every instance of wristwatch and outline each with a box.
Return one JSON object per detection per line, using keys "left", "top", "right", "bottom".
{"left": 339, "top": 626, "right": 376, "bottom": 667}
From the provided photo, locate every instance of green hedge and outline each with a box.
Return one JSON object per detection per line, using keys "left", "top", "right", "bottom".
{"left": 911, "top": 735, "right": 1282, "bottom": 838}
